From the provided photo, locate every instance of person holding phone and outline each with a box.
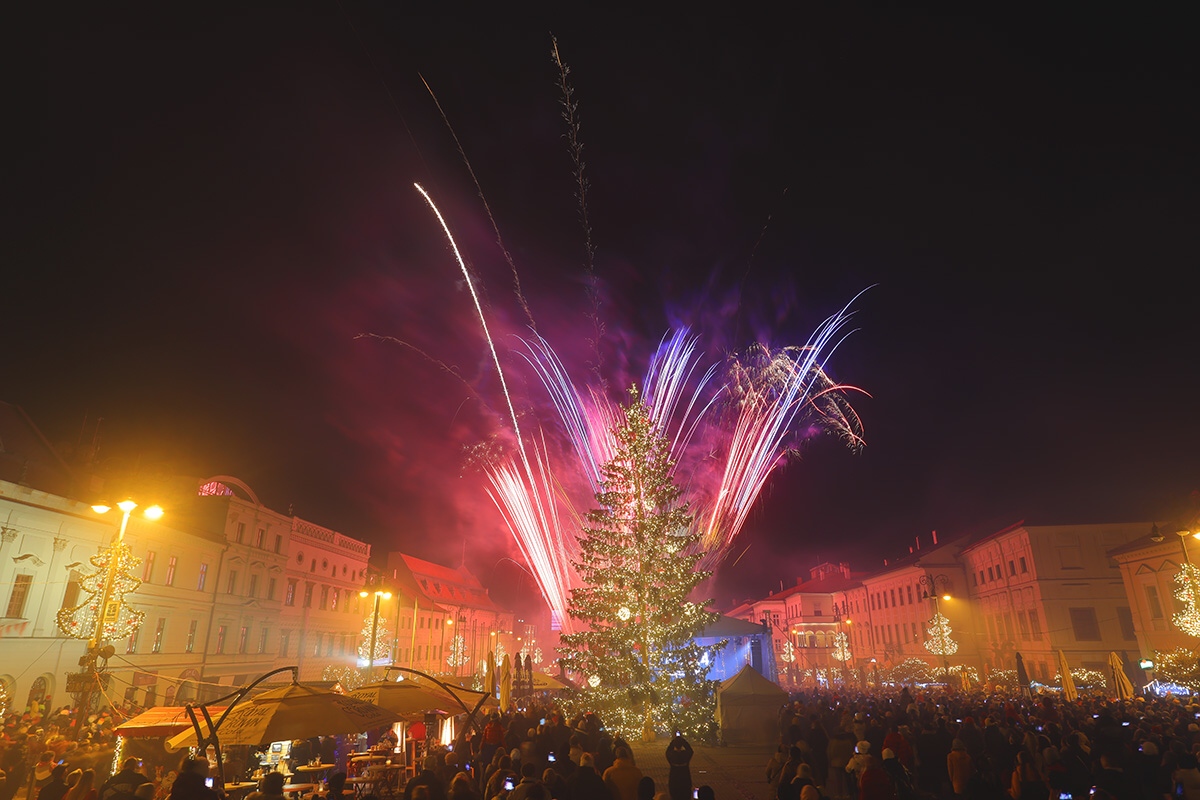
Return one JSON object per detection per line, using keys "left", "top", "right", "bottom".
{"left": 168, "top": 757, "right": 218, "bottom": 800}
{"left": 665, "top": 735, "right": 693, "bottom": 800}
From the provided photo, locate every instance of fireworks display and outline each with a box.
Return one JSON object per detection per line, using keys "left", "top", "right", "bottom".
{"left": 412, "top": 177, "right": 866, "bottom": 632}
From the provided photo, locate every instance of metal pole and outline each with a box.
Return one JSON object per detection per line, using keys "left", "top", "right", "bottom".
{"left": 368, "top": 594, "right": 381, "bottom": 681}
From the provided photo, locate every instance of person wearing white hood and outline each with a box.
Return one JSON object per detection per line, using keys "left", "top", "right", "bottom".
{"left": 845, "top": 741, "right": 875, "bottom": 789}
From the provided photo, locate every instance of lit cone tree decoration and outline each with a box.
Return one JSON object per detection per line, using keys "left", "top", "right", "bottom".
{"left": 1172, "top": 563, "right": 1200, "bottom": 637}
{"left": 447, "top": 634, "right": 469, "bottom": 668}
{"left": 357, "top": 615, "right": 391, "bottom": 664}
{"left": 780, "top": 640, "right": 796, "bottom": 664}
{"left": 560, "top": 387, "right": 722, "bottom": 741}
{"left": 55, "top": 542, "right": 145, "bottom": 641}
{"left": 923, "top": 613, "right": 959, "bottom": 659}
{"left": 831, "top": 631, "right": 852, "bottom": 662}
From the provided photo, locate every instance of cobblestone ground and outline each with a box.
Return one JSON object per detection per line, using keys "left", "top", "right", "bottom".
{"left": 627, "top": 740, "right": 777, "bottom": 800}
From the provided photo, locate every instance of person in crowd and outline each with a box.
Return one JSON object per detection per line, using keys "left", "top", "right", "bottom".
{"left": 509, "top": 763, "right": 543, "bottom": 800}
{"left": 665, "top": 734, "right": 693, "bottom": 800}
{"left": 100, "top": 758, "right": 149, "bottom": 800}
{"left": 565, "top": 753, "right": 610, "bottom": 800}
{"left": 601, "top": 747, "right": 642, "bottom": 800}
{"left": 946, "top": 740, "right": 973, "bottom": 799}
{"left": 635, "top": 776, "right": 655, "bottom": 800}
{"left": 404, "top": 756, "right": 448, "bottom": 800}
{"left": 38, "top": 765, "right": 71, "bottom": 800}
{"left": 169, "top": 757, "right": 217, "bottom": 800}
{"left": 450, "top": 772, "right": 482, "bottom": 800}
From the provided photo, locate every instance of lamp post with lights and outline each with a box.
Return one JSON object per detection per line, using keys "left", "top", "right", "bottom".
{"left": 59, "top": 499, "right": 163, "bottom": 739}
{"left": 360, "top": 589, "right": 392, "bottom": 681}
{"left": 919, "top": 573, "right": 955, "bottom": 680}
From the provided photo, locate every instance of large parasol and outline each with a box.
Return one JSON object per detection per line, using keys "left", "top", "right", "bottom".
{"left": 499, "top": 654, "right": 512, "bottom": 711}
{"left": 349, "top": 681, "right": 468, "bottom": 719}
{"left": 167, "top": 683, "right": 399, "bottom": 750}
{"left": 1109, "top": 651, "right": 1135, "bottom": 700}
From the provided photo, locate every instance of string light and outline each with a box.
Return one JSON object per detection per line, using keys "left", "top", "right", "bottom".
{"left": 1173, "top": 563, "right": 1200, "bottom": 637}
{"left": 446, "top": 634, "right": 469, "bottom": 668}
{"left": 923, "top": 612, "right": 959, "bottom": 657}
{"left": 55, "top": 542, "right": 145, "bottom": 641}
{"left": 831, "top": 632, "right": 852, "bottom": 663}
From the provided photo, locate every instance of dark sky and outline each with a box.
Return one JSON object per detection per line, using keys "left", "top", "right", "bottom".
{"left": 9, "top": 6, "right": 1199, "bottom": 608}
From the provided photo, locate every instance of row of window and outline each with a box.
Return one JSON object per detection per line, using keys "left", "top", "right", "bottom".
{"left": 972, "top": 556, "right": 1029, "bottom": 587}
{"left": 234, "top": 522, "right": 283, "bottom": 554}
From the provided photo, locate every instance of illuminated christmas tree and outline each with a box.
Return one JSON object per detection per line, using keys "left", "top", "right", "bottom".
{"left": 560, "top": 387, "right": 721, "bottom": 741}
{"left": 780, "top": 640, "right": 796, "bottom": 663}
{"left": 1173, "top": 563, "right": 1200, "bottom": 637}
{"left": 55, "top": 542, "right": 145, "bottom": 641}
{"left": 447, "top": 634, "right": 469, "bottom": 668}
{"left": 831, "top": 631, "right": 852, "bottom": 663}
{"left": 923, "top": 612, "right": 959, "bottom": 659}
{"left": 357, "top": 615, "right": 391, "bottom": 664}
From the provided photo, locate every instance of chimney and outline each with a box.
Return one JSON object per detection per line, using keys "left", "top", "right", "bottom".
{"left": 932, "top": 529, "right": 938, "bottom": 545}
{"left": 915, "top": 535, "right": 921, "bottom": 550}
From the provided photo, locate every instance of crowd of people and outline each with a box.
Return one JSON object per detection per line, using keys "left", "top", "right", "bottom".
{"left": 766, "top": 686, "right": 1200, "bottom": 800}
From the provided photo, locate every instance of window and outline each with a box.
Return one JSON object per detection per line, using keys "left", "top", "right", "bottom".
{"left": 5, "top": 575, "right": 32, "bottom": 618}
{"left": 165, "top": 556, "right": 177, "bottom": 587}
{"left": 1028, "top": 610, "right": 1043, "bottom": 641}
{"left": 870, "top": 594, "right": 877, "bottom": 610}
{"left": 320, "top": 586, "right": 329, "bottom": 610}
{"left": 903, "top": 624, "right": 910, "bottom": 644}
{"left": 238, "top": 626, "right": 249, "bottom": 654}
{"left": 186, "top": 620, "right": 197, "bottom": 653}
{"left": 280, "top": 630, "right": 290, "bottom": 656}
{"left": 1008, "top": 560, "right": 1016, "bottom": 576}
{"left": 1017, "top": 611, "right": 1030, "bottom": 641}
{"left": 268, "top": 578, "right": 277, "bottom": 601}
{"left": 216, "top": 625, "right": 227, "bottom": 654}
{"left": 285, "top": 579, "right": 297, "bottom": 607}
{"left": 255, "top": 528, "right": 265, "bottom": 548}
{"left": 61, "top": 570, "right": 82, "bottom": 611}
{"left": 313, "top": 633, "right": 323, "bottom": 656}
{"left": 152, "top": 618, "right": 166, "bottom": 653}
{"left": 236, "top": 523, "right": 245, "bottom": 544}
{"left": 906, "top": 586, "right": 914, "bottom": 604}
{"left": 1116, "top": 607, "right": 1136, "bottom": 641}
{"left": 304, "top": 584, "right": 314, "bottom": 608}
{"left": 197, "top": 563, "right": 208, "bottom": 591}
{"left": 1019, "top": 557, "right": 1028, "bottom": 573}
{"left": 972, "top": 572, "right": 978, "bottom": 586}
{"left": 890, "top": 589, "right": 897, "bottom": 607}
{"left": 1146, "top": 586, "right": 1164, "bottom": 619}
{"left": 1069, "top": 607, "right": 1102, "bottom": 641}
{"left": 331, "top": 588, "right": 340, "bottom": 612}
{"left": 273, "top": 534, "right": 282, "bottom": 554}
{"left": 126, "top": 627, "right": 139, "bottom": 654}
{"left": 259, "top": 628, "right": 269, "bottom": 654}
{"left": 143, "top": 551, "right": 156, "bottom": 582}
{"left": 326, "top": 637, "right": 334, "bottom": 657}
{"left": 979, "top": 570, "right": 985, "bottom": 585}
{"left": 227, "top": 570, "right": 239, "bottom": 595}
{"left": 911, "top": 622, "right": 918, "bottom": 642}
{"left": 987, "top": 566, "right": 994, "bottom": 581}
{"left": 248, "top": 574, "right": 258, "bottom": 598}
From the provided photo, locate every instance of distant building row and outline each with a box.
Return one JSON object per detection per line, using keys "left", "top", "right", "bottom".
{"left": 0, "top": 402, "right": 539, "bottom": 715}
{"left": 728, "top": 520, "right": 1198, "bottom": 689}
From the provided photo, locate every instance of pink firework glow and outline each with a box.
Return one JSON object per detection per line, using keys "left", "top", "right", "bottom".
{"left": 413, "top": 183, "right": 865, "bottom": 630}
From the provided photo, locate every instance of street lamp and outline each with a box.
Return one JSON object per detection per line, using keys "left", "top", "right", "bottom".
{"left": 919, "top": 573, "right": 954, "bottom": 680}
{"left": 360, "top": 590, "right": 392, "bottom": 681}
{"left": 62, "top": 499, "right": 163, "bottom": 739}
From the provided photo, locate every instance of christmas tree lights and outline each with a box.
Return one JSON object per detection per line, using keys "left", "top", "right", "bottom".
{"left": 447, "top": 634, "right": 469, "bottom": 668}
{"left": 560, "top": 387, "right": 722, "bottom": 741}
{"left": 55, "top": 542, "right": 145, "bottom": 641}
{"left": 831, "top": 631, "right": 852, "bottom": 663}
{"left": 923, "top": 613, "right": 959, "bottom": 658}
{"left": 357, "top": 615, "right": 391, "bottom": 663}
{"left": 1173, "top": 563, "right": 1200, "bottom": 637}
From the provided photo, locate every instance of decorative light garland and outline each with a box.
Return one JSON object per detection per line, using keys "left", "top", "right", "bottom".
{"left": 923, "top": 612, "right": 959, "bottom": 657}
{"left": 1173, "top": 563, "right": 1200, "bottom": 637}
{"left": 55, "top": 542, "right": 145, "bottom": 641}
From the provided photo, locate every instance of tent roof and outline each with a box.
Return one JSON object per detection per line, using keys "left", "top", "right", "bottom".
{"left": 697, "top": 615, "right": 766, "bottom": 639}
{"left": 114, "top": 706, "right": 227, "bottom": 738}
{"left": 719, "top": 664, "right": 788, "bottom": 698}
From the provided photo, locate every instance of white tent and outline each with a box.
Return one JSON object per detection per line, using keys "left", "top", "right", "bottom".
{"left": 715, "top": 664, "right": 788, "bottom": 746}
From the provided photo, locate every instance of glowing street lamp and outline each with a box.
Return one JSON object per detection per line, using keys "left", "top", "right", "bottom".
{"left": 360, "top": 590, "right": 392, "bottom": 680}
{"left": 60, "top": 499, "right": 162, "bottom": 739}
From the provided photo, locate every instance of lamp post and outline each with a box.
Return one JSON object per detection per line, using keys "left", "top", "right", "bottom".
{"left": 71, "top": 499, "right": 163, "bottom": 739}
{"left": 360, "top": 589, "right": 391, "bottom": 681}
{"left": 919, "top": 572, "right": 953, "bottom": 680}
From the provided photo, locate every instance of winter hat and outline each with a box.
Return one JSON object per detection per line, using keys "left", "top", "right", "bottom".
{"left": 882, "top": 749, "right": 896, "bottom": 760}
{"left": 855, "top": 741, "right": 870, "bottom": 754}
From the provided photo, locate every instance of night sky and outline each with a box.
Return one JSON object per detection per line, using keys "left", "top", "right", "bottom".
{"left": 10, "top": 6, "right": 1199, "bottom": 609}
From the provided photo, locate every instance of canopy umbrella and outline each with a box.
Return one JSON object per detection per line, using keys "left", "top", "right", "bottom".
{"left": 486, "top": 651, "right": 496, "bottom": 700}
{"left": 349, "top": 681, "right": 466, "bottom": 718}
{"left": 1058, "top": 650, "right": 1078, "bottom": 702}
{"left": 530, "top": 672, "right": 570, "bottom": 691}
{"left": 1015, "top": 652, "right": 1031, "bottom": 697}
{"left": 959, "top": 669, "right": 971, "bottom": 692}
{"left": 166, "top": 683, "right": 400, "bottom": 750}
{"left": 1109, "top": 651, "right": 1135, "bottom": 700}
{"left": 499, "top": 654, "right": 512, "bottom": 711}
{"left": 115, "top": 706, "right": 228, "bottom": 738}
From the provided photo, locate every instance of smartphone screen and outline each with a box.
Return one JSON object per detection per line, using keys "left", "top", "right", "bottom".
{"left": 504, "top": 779, "right": 515, "bottom": 791}
{"left": 205, "top": 778, "right": 215, "bottom": 789}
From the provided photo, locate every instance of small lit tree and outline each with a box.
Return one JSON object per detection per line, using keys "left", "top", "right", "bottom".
{"left": 447, "top": 634, "right": 469, "bottom": 668}
{"left": 1156, "top": 648, "right": 1200, "bottom": 692}
{"left": 831, "top": 631, "right": 852, "bottom": 663}
{"left": 924, "top": 613, "right": 959, "bottom": 660}
{"left": 357, "top": 616, "right": 391, "bottom": 664}
{"left": 56, "top": 544, "right": 145, "bottom": 641}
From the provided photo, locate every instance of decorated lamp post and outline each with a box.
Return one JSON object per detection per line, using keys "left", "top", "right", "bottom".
{"left": 919, "top": 573, "right": 955, "bottom": 680}
{"left": 1172, "top": 530, "right": 1200, "bottom": 637}
{"left": 57, "top": 499, "right": 162, "bottom": 739}
{"left": 359, "top": 589, "right": 391, "bottom": 681}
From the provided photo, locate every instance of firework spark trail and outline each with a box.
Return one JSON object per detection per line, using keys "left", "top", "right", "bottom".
{"left": 642, "top": 329, "right": 722, "bottom": 463}
{"left": 484, "top": 436, "right": 575, "bottom": 632}
{"left": 418, "top": 75, "right": 537, "bottom": 332}
{"left": 698, "top": 296, "right": 865, "bottom": 564}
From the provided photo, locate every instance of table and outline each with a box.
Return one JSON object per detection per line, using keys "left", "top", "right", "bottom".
{"left": 224, "top": 782, "right": 258, "bottom": 797}
{"left": 282, "top": 783, "right": 317, "bottom": 798}
{"left": 351, "top": 765, "right": 404, "bottom": 798}
{"left": 296, "top": 764, "right": 337, "bottom": 785}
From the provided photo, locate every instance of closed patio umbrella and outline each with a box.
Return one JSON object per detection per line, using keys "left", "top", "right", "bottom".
{"left": 499, "top": 654, "right": 512, "bottom": 711}
{"left": 1015, "top": 652, "right": 1031, "bottom": 697}
{"left": 1058, "top": 650, "right": 1078, "bottom": 702}
{"left": 1109, "top": 651, "right": 1135, "bottom": 700}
